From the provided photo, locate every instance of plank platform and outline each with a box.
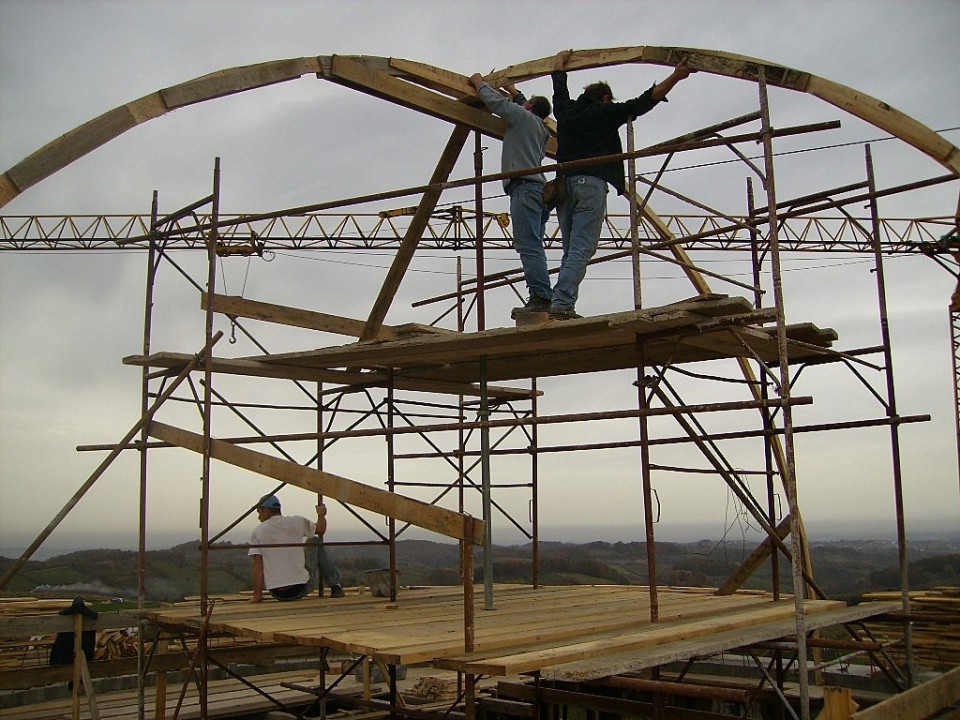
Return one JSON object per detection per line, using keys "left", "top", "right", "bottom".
{"left": 143, "top": 585, "right": 894, "bottom": 678}
{"left": 125, "top": 296, "right": 838, "bottom": 391}
{"left": 246, "top": 296, "right": 838, "bottom": 385}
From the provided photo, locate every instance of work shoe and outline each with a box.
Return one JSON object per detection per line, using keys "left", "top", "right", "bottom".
{"left": 329, "top": 585, "right": 345, "bottom": 598}
{"left": 510, "top": 295, "right": 552, "bottom": 319}
{"left": 548, "top": 307, "right": 582, "bottom": 321}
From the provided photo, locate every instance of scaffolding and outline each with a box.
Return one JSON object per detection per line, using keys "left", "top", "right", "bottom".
{"left": 1, "top": 48, "right": 959, "bottom": 720}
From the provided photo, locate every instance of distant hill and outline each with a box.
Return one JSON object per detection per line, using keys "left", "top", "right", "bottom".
{"left": 1, "top": 537, "right": 958, "bottom": 603}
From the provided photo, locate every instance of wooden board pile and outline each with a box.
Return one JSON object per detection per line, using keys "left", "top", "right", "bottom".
{"left": 94, "top": 629, "right": 140, "bottom": 661}
{"left": 861, "top": 588, "right": 960, "bottom": 671}
{"left": 408, "top": 675, "right": 458, "bottom": 702}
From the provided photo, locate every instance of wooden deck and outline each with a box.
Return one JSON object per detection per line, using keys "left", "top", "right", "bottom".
{"left": 126, "top": 295, "right": 839, "bottom": 391}
{"left": 144, "top": 585, "right": 897, "bottom": 678}
{"left": 248, "top": 295, "right": 838, "bottom": 385}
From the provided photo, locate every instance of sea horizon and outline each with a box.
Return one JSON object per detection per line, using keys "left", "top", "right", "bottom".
{"left": 4, "top": 517, "right": 958, "bottom": 561}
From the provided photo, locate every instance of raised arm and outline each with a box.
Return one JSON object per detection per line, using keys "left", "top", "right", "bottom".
{"left": 470, "top": 72, "right": 525, "bottom": 121}
{"left": 651, "top": 57, "right": 695, "bottom": 101}
{"left": 315, "top": 503, "right": 328, "bottom": 538}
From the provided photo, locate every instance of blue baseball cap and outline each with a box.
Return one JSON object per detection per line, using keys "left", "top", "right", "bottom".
{"left": 257, "top": 494, "right": 281, "bottom": 510}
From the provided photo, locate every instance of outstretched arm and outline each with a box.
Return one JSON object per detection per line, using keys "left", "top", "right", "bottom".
{"left": 651, "top": 57, "right": 695, "bottom": 101}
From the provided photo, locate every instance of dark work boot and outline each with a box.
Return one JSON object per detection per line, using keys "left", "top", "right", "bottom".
{"left": 511, "top": 295, "right": 552, "bottom": 319}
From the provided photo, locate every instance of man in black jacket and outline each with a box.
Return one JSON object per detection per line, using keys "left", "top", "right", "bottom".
{"left": 549, "top": 50, "right": 694, "bottom": 320}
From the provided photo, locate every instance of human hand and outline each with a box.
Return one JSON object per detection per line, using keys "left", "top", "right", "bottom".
{"left": 673, "top": 56, "right": 696, "bottom": 80}
{"left": 316, "top": 503, "right": 327, "bottom": 518}
{"left": 469, "top": 73, "right": 484, "bottom": 88}
{"left": 503, "top": 82, "right": 518, "bottom": 96}
{"left": 553, "top": 49, "right": 573, "bottom": 70}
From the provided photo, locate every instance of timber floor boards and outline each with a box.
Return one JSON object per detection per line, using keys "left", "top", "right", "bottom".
{"left": 143, "top": 585, "right": 894, "bottom": 676}
{"left": 0, "top": 668, "right": 319, "bottom": 720}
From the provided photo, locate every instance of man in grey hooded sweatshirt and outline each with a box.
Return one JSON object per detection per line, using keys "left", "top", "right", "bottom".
{"left": 471, "top": 72, "right": 553, "bottom": 319}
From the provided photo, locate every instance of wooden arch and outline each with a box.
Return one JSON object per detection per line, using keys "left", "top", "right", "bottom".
{"left": 1, "top": 46, "right": 957, "bottom": 209}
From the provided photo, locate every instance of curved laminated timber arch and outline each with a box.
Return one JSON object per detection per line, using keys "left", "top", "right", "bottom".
{"left": 3, "top": 47, "right": 960, "bottom": 720}
{"left": 1, "top": 46, "right": 957, "bottom": 209}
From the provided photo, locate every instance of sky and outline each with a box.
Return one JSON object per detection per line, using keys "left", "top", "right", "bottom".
{"left": 1, "top": 0, "right": 959, "bottom": 559}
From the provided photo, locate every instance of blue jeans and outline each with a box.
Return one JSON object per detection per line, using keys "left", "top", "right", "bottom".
{"left": 305, "top": 536, "right": 342, "bottom": 589}
{"left": 508, "top": 179, "right": 552, "bottom": 302}
{"left": 554, "top": 175, "right": 607, "bottom": 311}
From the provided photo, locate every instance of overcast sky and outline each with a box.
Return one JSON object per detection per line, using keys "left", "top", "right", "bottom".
{"left": 1, "top": 0, "right": 958, "bottom": 557}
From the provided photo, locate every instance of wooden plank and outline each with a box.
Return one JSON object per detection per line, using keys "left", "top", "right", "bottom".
{"left": 388, "top": 57, "right": 559, "bottom": 157}
{"left": 159, "top": 58, "right": 317, "bottom": 109}
{"left": 544, "top": 601, "right": 900, "bottom": 681}
{"left": 330, "top": 55, "right": 503, "bottom": 139}
{"left": 4, "top": 48, "right": 956, "bottom": 211}
{"left": 203, "top": 293, "right": 397, "bottom": 339}
{"left": 483, "top": 46, "right": 959, "bottom": 174}
{"left": 0, "top": 611, "right": 133, "bottom": 641}
{"left": 256, "top": 299, "right": 759, "bottom": 372}
{"left": 147, "top": 421, "right": 484, "bottom": 543}
{"left": 122, "top": 351, "right": 534, "bottom": 401}
{"left": 437, "top": 599, "right": 847, "bottom": 676}
{"left": 6, "top": 106, "right": 139, "bottom": 192}
{"left": 817, "top": 687, "right": 858, "bottom": 720}
{"left": 1, "top": 57, "right": 325, "bottom": 206}
{"left": 361, "top": 123, "right": 470, "bottom": 341}
{"left": 389, "top": 58, "right": 475, "bottom": 99}
{"left": 0, "top": 669, "right": 320, "bottom": 720}
{"left": 850, "top": 664, "right": 960, "bottom": 720}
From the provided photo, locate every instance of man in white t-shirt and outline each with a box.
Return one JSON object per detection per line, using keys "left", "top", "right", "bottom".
{"left": 248, "top": 494, "right": 344, "bottom": 602}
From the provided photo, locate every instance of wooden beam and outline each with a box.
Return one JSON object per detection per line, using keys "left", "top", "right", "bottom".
{"left": 330, "top": 55, "right": 504, "bottom": 138}
{"left": 122, "top": 351, "right": 534, "bottom": 400}
{"left": 849, "top": 665, "right": 960, "bottom": 720}
{"left": 202, "top": 293, "right": 397, "bottom": 340}
{"left": 436, "top": 600, "right": 849, "bottom": 676}
{"left": 389, "top": 58, "right": 476, "bottom": 99}
{"left": 387, "top": 57, "right": 559, "bottom": 156}
{"left": 360, "top": 123, "right": 470, "bottom": 340}
{"left": 3, "top": 48, "right": 956, "bottom": 209}
{"left": 716, "top": 518, "right": 792, "bottom": 596}
{"left": 486, "top": 47, "right": 959, "bottom": 175}
{"left": 1, "top": 57, "right": 323, "bottom": 203}
{"left": 147, "top": 421, "right": 484, "bottom": 543}
{"left": 542, "top": 603, "right": 898, "bottom": 682}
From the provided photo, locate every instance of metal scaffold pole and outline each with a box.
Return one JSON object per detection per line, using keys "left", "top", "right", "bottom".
{"left": 198, "top": 156, "right": 221, "bottom": 717}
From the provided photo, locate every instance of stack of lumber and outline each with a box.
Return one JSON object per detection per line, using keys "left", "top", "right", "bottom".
{"left": 94, "top": 630, "right": 139, "bottom": 661}
{"left": 408, "top": 675, "right": 458, "bottom": 701}
{"left": 861, "top": 588, "right": 960, "bottom": 670}
{"left": 0, "top": 598, "right": 72, "bottom": 616}
{"left": 0, "top": 668, "right": 321, "bottom": 720}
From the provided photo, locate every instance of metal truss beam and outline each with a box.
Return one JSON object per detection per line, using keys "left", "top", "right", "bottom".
{"left": 0, "top": 212, "right": 954, "bottom": 253}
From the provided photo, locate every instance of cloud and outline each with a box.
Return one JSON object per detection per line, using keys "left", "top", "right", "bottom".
{"left": 1, "top": 0, "right": 958, "bottom": 554}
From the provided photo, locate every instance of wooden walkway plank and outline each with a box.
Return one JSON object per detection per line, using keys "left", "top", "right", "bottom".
{"left": 544, "top": 601, "right": 902, "bottom": 681}
{"left": 437, "top": 599, "right": 847, "bottom": 675}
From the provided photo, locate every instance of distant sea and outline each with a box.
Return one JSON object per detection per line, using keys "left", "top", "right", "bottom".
{"left": 3, "top": 517, "right": 958, "bottom": 561}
